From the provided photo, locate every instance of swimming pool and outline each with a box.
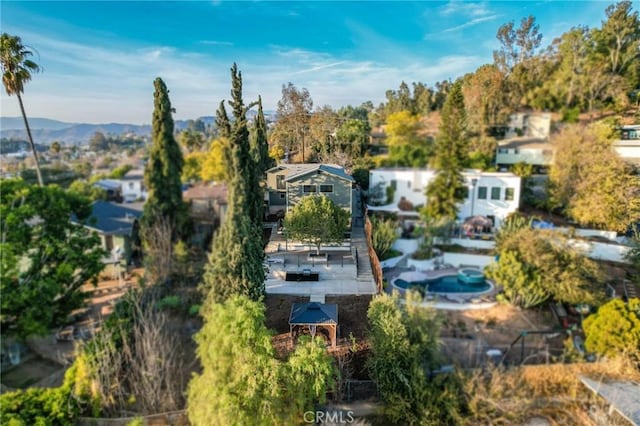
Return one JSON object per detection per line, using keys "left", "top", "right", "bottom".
{"left": 393, "top": 273, "right": 491, "bottom": 294}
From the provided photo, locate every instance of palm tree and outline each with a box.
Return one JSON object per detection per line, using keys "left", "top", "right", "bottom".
{"left": 1, "top": 33, "right": 43, "bottom": 186}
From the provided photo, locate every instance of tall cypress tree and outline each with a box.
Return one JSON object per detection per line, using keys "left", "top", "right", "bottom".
{"left": 424, "top": 81, "right": 468, "bottom": 221}
{"left": 247, "top": 95, "right": 273, "bottom": 227}
{"left": 215, "top": 100, "right": 232, "bottom": 138}
{"left": 201, "top": 64, "right": 265, "bottom": 302}
{"left": 142, "top": 77, "right": 187, "bottom": 238}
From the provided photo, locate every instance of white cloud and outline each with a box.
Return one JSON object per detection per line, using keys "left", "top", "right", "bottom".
{"left": 440, "top": 1, "right": 491, "bottom": 17}
{"left": 199, "top": 40, "right": 234, "bottom": 46}
{"left": 441, "top": 15, "right": 500, "bottom": 33}
{"left": 0, "top": 29, "right": 487, "bottom": 123}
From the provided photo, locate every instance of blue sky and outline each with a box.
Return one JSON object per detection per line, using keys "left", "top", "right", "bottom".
{"left": 1, "top": 1, "right": 608, "bottom": 124}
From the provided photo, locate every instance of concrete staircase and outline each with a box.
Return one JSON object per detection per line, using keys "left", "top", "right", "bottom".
{"left": 351, "top": 226, "right": 375, "bottom": 287}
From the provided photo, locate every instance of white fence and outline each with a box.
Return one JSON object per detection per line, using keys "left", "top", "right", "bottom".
{"left": 445, "top": 238, "right": 496, "bottom": 250}
{"left": 568, "top": 239, "right": 631, "bottom": 263}
{"left": 380, "top": 254, "right": 406, "bottom": 269}
{"left": 442, "top": 253, "right": 496, "bottom": 269}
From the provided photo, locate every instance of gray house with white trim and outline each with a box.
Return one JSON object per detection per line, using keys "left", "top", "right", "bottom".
{"left": 265, "top": 164, "right": 354, "bottom": 216}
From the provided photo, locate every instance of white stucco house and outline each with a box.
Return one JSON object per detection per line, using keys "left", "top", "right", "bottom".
{"left": 495, "top": 112, "right": 553, "bottom": 172}
{"left": 94, "top": 169, "right": 148, "bottom": 203}
{"left": 495, "top": 138, "right": 554, "bottom": 171}
{"left": 368, "top": 168, "right": 521, "bottom": 229}
{"left": 614, "top": 125, "right": 640, "bottom": 165}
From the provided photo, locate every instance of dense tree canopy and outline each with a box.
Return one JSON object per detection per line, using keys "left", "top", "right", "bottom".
{"left": 583, "top": 298, "right": 640, "bottom": 358}
{"left": 487, "top": 226, "right": 604, "bottom": 308}
{"left": 270, "top": 82, "right": 313, "bottom": 162}
{"left": 187, "top": 295, "right": 336, "bottom": 425}
{"left": 367, "top": 292, "right": 467, "bottom": 424}
{"left": 549, "top": 122, "right": 640, "bottom": 232}
{"left": 1, "top": 179, "right": 105, "bottom": 339}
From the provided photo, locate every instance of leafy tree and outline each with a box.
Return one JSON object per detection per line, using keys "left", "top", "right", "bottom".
{"left": 462, "top": 64, "right": 508, "bottom": 134}
{"left": 549, "top": 122, "right": 640, "bottom": 232}
{"left": 270, "top": 82, "right": 313, "bottom": 162}
{"left": 1, "top": 179, "right": 105, "bottom": 339}
{"left": 487, "top": 227, "right": 604, "bottom": 308}
{"left": 493, "top": 16, "right": 544, "bottom": 108}
{"left": 367, "top": 292, "right": 466, "bottom": 424}
{"left": 284, "top": 195, "right": 350, "bottom": 254}
{"left": 1, "top": 33, "right": 44, "bottom": 186}
{"left": 384, "top": 110, "right": 430, "bottom": 167}
{"left": 268, "top": 144, "right": 285, "bottom": 161}
{"left": 71, "top": 161, "right": 93, "bottom": 179}
{"left": 109, "top": 164, "right": 133, "bottom": 179}
{"left": 583, "top": 298, "right": 640, "bottom": 358}
{"left": 200, "top": 64, "right": 265, "bottom": 302}
{"left": 187, "top": 296, "right": 336, "bottom": 425}
{"left": 182, "top": 151, "right": 205, "bottom": 182}
{"left": 89, "top": 131, "right": 109, "bottom": 152}
{"left": 178, "top": 129, "right": 206, "bottom": 153}
{"left": 336, "top": 118, "right": 371, "bottom": 158}
{"left": 309, "top": 105, "right": 339, "bottom": 160}
{"left": 142, "top": 78, "right": 188, "bottom": 241}
{"left": 424, "top": 81, "right": 468, "bottom": 221}
{"left": 68, "top": 179, "right": 107, "bottom": 201}
{"left": 592, "top": 1, "right": 640, "bottom": 87}
{"left": 200, "top": 138, "right": 229, "bottom": 182}
{"left": 50, "top": 141, "right": 61, "bottom": 155}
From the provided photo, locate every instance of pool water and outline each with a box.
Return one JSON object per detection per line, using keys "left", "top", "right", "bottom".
{"left": 394, "top": 274, "right": 490, "bottom": 293}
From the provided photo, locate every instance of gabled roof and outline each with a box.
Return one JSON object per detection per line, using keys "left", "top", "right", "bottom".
{"left": 289, "top": 302, "right": 338, "bottom": 325}
{"left": 285, "top": 164, "right": 354, "bottom": 182}
{"left": 120, "top": 169, "right": 145, "bottom": 181}
{"left": 81, "top": 200, "right": 143, "bottom": 235}
{"left": 94, "top": 179, "right": 122, "bottom": 191}
{"left": 183, "top": 183, "right": 228, "bottom": 203}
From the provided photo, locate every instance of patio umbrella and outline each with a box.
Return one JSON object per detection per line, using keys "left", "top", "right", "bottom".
{"left": 463, "top": 215, "right": 493, "bottom": 231}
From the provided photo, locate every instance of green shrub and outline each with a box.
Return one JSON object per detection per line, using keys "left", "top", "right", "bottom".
{"left": 157, "top": 295, "right": 182, "bottom": 311}
{"left": 189, "top": 304, "right": 201, "bottom": 316}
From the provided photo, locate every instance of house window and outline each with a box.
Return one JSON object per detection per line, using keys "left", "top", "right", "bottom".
{"left": 128, "top": 182, "right": 134, "bottom": 189}
{"left": 303, "top": 185, "right": 316, "bottom": 193}
{"left": 491, "top": 187, "right": 501, "bottom": 200}
{"left": 279, "top": 192, "right": 286, "bottom": 199}
{"left": 105, "top": 235, "right": 114, "bottom": 251}
{"left": 320, "top": 184, "right": 333, "bottom": 193}
{"left": 390, "top": 179, "right": 397, "bottom": 190}
{"left": 505, "top": 188, "right": 515, "bottom": 201}
{"left": 514, "top": 148, "right": 520, "bottom": 154}
{"left": 477, "top": 186, "right": 487, "bottom": 200}
{"left": 407, "top": 181, "right": 411, "bottom": 189}
{"left": 276, "top": 175, "right": 286, "bottom": 190}
{"left": 498, "top": 148, "right": 509, "bottom": 154}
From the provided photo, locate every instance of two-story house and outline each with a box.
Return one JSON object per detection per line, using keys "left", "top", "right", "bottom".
{"left": 94, "top": 169, "right": 148, "bottom": 203}
{"left": 368, "top": 168, "right": 521, "bottom": 229}
{"left": 265, "top": 164, "right": 354, "bottom": 216}
{"left": 496, "top": 112, "right": 553, "bottom": 172}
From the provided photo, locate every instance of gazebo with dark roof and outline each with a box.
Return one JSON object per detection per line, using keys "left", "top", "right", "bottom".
{"left": 289, "top": 302, "right": 338, "bottom": 348}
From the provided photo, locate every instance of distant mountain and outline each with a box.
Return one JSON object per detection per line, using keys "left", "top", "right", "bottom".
{"left": 0, "top": 116, "right": 218, "bottom": 145}
{"left": 1, "top": 117, "right": 76, "bottom": 131}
